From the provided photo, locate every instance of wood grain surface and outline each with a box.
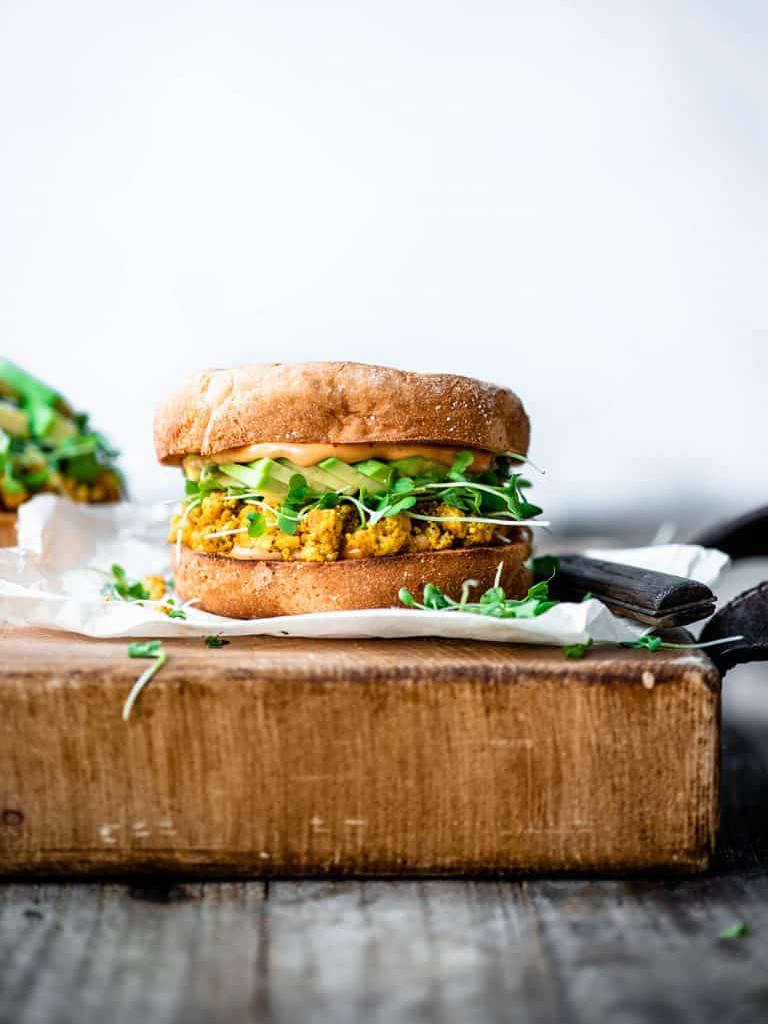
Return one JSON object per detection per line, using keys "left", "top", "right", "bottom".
{"left": 0, "top": 512, "right": 16, "bottom": 548}
{"left": 0, "top": 712, "right": 765, "bottom": 1024}
{"left": 0, "top": 626, "right": 719, "bottom": 876}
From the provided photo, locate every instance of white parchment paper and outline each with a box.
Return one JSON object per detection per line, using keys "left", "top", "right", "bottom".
{"left": 0, "top": 495, "right": 729, "bottom": 644}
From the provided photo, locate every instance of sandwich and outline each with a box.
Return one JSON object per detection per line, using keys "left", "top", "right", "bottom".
{"left": 0, "top": 359, "right": 124, "bottom": 544}
{"left": 154, "top": 362, "right": 544, "bottom": 617}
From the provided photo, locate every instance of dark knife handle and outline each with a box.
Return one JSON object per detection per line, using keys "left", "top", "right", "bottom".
{"left": 549, "top": 554, "right": 716, "bottom": 627}
{"left": 690, "top": 504, "right": 768, "bottom": 559}
{"left": 699, "top": 582, "right": 768, "bottom": 674}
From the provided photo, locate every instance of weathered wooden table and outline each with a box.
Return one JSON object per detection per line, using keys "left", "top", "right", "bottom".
{"left": 0, "top": 658, "right": 765, "bottom": 1023}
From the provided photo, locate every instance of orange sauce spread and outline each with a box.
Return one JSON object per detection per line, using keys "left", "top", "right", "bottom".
{"left": 195, "top": 442, "right": 493, "bottom": 473}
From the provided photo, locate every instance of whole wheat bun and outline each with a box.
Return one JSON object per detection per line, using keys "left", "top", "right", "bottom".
{"left": 155, "top": 362, "right": 529, "bottom": 463}
{"left": 174, "top": 531, "right": 533, "bottom": 618}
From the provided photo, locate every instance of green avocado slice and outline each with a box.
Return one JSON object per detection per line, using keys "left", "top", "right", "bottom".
{"left": 0, "top": 401, "right": 29, "bottom": 438}
{"left": 219, "top": 460, "right": 291, "bottom": 497}
{"left": 315, "top": 457, "right": 388, "bottom": 494}
{"left": 389, "top": 457, "right": 448, "bottom": 478}
{"left": 277, "top": 459, "right": 354, "bottom": 494}
{"left": 353, "top": 459, "right": 395, "bottom": 488}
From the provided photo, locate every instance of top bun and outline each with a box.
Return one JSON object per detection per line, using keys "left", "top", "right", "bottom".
{"left": 154, "top": 361, "right": 529, "bottom": 463}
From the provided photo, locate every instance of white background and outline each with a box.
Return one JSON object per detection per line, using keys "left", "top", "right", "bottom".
{"left": 2, "top": 0, "right": 766, "bottom": 533}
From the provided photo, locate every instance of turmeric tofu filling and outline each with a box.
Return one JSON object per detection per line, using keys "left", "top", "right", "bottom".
{"left": 171, "top": 447, "right": 543, "bottom": 563}
{"left": 170, "top": 495, "right": 508, "bottom": 562}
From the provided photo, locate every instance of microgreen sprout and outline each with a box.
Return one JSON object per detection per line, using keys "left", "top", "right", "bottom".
{"left": 564, "top": 641, "right": 593, "bottom": 659}
{"left": 718, "top": 922, "right": 749, "bottom": 940}
{"left": 123, "top": 641, "right": 167, "bottom": 720}
{"left": 563, "top": 635, "right": 744, "bottom": 659}
{"left": 398, "top": 570, "right": 743, "bottom": 659}
{"left": 100, "top": 564, "right": 150, "bottom": 603}
{"left": 204, "top": 635, "right": 230, "bottom": 648}
{"left": 97, "top": 564, "right": 193, "bottom": 621}
{"left": 503, "top": 450, "right": 546, "bottom": 474}
{"left": 398, "top": 565, "right": 559, "bottom": 619}
{"left": 246, "top": 511, "right": 267, "bottom": 538}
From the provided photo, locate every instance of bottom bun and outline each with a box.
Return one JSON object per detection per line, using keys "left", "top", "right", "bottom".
{"left": 174, "top": 530, "right": 533, "bottom": 619}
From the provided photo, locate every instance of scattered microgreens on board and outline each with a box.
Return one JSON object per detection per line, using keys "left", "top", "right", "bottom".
{"left": 204, "top": 635, "right": 230, "bottom": 648}
{"left": 127, "top": 640, "right": 163, "bottom": 658}
{"left": 718, "top": 922, "right": 749, "bottom": 940}
{"left": 123, "top": 641, "right": 167, "bottom": 720}
{"left": 564, "top": 641, "right": 592, "bottom": 659}
{"left": 563, "top": 635, "right": 743, "bottom": 659}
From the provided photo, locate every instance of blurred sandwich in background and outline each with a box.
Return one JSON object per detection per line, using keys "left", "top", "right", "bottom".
{"left": 0, "top": 359, "right": 124, "bottom": 545}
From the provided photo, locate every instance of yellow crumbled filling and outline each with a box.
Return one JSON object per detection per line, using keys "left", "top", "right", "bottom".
{"left": 141, "top": 575, "right": 167, "bottom": 601}
{"left": 169, "top": 494, "right": 504, "bottom": 563}
{"left": 59, "top": 471, "right": 121, "bottom": 504}
{"left": 0, "top": 470, "right": 121, "bottom": 511}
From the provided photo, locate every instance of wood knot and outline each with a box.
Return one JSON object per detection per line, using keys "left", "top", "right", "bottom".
{"left": 1, "top": 809, "right": 24, "bottom": 827}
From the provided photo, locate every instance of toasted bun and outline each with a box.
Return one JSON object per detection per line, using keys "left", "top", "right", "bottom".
{"left": 173, "top": 531, "right": 532, "bottom": 618}
{"left": 154, "top": 362, "right": 529, "bottom": 463}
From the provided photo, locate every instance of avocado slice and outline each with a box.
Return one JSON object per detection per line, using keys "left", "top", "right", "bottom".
{"left": 389, "top": 457, "right": 448, "bottom": 479}
{"left": 316, "top": 457, "right": 388, "bottom": 494}
{"left": 219, "top": 460, "right": 291, "bottom": 497}
{"left": 0, "top": 359, "right": 61, "bottom": 410}
{"left": 353, "top": 459, "right": 395, "bottom": 488}
{"left": 47, "top": 412, "right": 77, "bottom": 445}
{"left": 182, "top": 455, "right": 202, "bottom": 481}
{"left": 0, "top": 401, "right": 29, "bottom": 438}
{"left": 278, "top": 458, "right": 352, "bottom": 494}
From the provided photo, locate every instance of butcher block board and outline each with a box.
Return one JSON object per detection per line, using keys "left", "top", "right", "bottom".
{"left": 0, "top": 511, "right": 17, "bottom": 548}
{"left": 0, "top": 626, "right": 719, "bottom": 877}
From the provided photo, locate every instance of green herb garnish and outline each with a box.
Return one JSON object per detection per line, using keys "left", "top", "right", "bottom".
{"left": 246, "top": 511, "right": 267, "bottom": 538}
{"left": 398, "top": 571, "right": 743, "bottom": 662}
{"left": 564, "top": 640, "right": 593, "bottom": 658}
{"left": 127, "top": 640, "right": 163, "bottom": 658}
{"left": 100, "top": 566, "right": 192, "bottom": 621}
{"left": 563, "top": 635, "right": 743, "bottom": 659}
{"left": 718, "top": 922, "right": 749, "bottom": 940}
{"left": 101, "top": 563, "right": 151, "bottom": 602}
{"left": 398, "top": 564, "right": 559, "bottom": 619}
{"left": 532, "top": 554, "right": 559, "bottom": 580}
{"left": 204, "top": 635, "right": 230, "bottom": 648}
{"left": 123, "top": 641, "right": 167, "bottom": 720}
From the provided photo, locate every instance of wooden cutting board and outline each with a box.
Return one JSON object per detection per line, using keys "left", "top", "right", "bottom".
{"left": 0, "top": 511, "right": 17, "bottom": 548}
{"left": 0, "top": 625, "right": 719, "bottom": 877}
